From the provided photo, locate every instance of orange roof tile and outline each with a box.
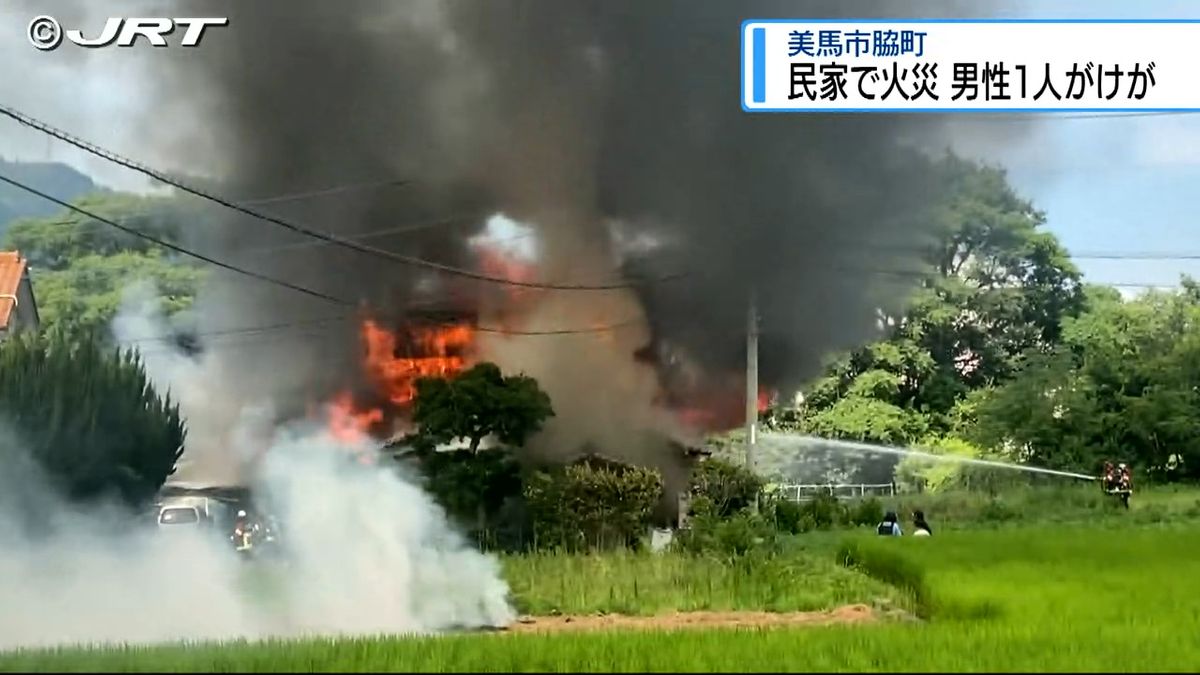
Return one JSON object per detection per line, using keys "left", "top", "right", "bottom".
{"left": 0, "top": 251, "right": 29, "bottom": 331}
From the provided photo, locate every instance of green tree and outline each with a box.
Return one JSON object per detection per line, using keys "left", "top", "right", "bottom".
{"left": 29, "top": 251, "right": 203, "bottom": 335}
{"left": 803, "top": 396, "right": 929, "bottom": 446}
{"left": 403, "top": 362, "right": 554, "bottom": 539}
{"left": 2, "top": 191, "right": 207, "bottom": 337}
{"left": 970, "top": 281, "right": 1200, "bottom": 480}
{"left": 411, "top": 361, "right": 555, "bottom": 453}
{"left": 969, "top": 349, "right": 1102, "bottom": 471}
{"left": 797, "top": 154, "right": 1084, "bottom": 444}
{"left": 4, "top": 192, "right": 203, "bottom": 270}
{"left": 0, "top": 330, "right": 185, "bottom": 507}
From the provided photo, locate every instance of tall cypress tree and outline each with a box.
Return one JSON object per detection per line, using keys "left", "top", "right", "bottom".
{"left": 0, "top": 330, "right": 185, "bottom": 508}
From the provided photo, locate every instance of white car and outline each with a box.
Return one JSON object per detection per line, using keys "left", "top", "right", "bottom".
{"left": 156, "top": 496, "right": 215, "bottom": 528}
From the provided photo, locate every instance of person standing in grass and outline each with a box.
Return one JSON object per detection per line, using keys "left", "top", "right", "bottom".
{"left": 912, "top": 510, "right": 932, "bottom": 537}
{"left": 877, "top": 511, "right": 902, "bottom": 536}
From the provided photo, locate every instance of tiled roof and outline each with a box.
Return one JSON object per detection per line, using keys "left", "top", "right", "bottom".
{"left": 0, "top": 251, "right": 28, "bottom": 331}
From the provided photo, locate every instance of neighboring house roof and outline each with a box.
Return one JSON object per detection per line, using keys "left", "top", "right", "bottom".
{"left": 0, "top": 251, "right": 29, "bottom": 331}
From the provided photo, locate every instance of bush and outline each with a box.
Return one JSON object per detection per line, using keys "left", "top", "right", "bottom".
{"left": 847, "top": 497, "right": 885, "bottom": 527}
{"left": 979, "top": 498, "right": 1020, "bottom": 523}
{"left": 688, "top": 458, "right": 764, "bottom": 518}
{"left": 767, "top": 497, "right": 809, "bottom": 534}
{"left": 674, "top": 504, "right": 778, "bottom": 556}
{"left": 802, "top": 494, "right": 845, "bottom": 529}
{"left": 761, "top": 494, "right": 883, "bottom": 534}
{"left": 523, "top": 459, "right": 662, "bottom": 552}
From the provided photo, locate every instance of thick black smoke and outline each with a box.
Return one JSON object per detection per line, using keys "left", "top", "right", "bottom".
{"left": 124, "top": 1, "right": 986, "bottom": 474}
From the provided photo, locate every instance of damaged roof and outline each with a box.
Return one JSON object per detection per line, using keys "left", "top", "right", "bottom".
{"left": 0, "top": 251, "right": 29, "bottom": 331}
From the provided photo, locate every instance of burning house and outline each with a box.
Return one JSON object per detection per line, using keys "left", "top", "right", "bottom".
{"left": 137, "top": 1, "right": 957, "bottom": 514}
{"left": 324, "top": 309, "right": 479, "bottom": 443}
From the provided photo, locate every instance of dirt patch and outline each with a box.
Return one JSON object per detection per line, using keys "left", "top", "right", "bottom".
{"left": 502, "top": 604, "right": 896, "bottom": 634}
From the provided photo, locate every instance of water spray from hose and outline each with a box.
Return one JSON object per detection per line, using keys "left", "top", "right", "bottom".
{"left": 760, "top": 432, "right": 1098, "bottom": 482}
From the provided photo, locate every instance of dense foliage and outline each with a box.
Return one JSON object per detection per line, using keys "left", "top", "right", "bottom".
{"left": 0, "top": 330, "right": 185, "bottom": 507}
{"left": 750, "top": 155, "right": 1200, "bottom": 488}
{"left": 687, "top": 458, "right": 763, "bottom": 518}
{"left": 411, "top": 362, "right": 555, "bottom": 454}
{"left": 2, "top": 191, "right": 208, "bottom": 336}
{"left": 791, "top": 155, "right": 1085, "bottom": 445}
{"left": 970, "top": 283, "right": 1200, "bottom": 480}
{"left": 523, "top": 460, "right": 663, "bottom": 551}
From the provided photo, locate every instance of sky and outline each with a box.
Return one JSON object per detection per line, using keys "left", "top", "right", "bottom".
{"left": 956, "top": 0, "right": 1200, "bottom": 292}
{"left": 0, "top": 1, "right": 1198, "bottom": 293}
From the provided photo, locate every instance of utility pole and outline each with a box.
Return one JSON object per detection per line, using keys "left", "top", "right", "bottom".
{"left": 745, "top": 292, "right": 759, "bottom": 473}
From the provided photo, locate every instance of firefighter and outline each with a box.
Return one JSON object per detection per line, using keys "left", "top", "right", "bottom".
{"left": 1118, "top": 463, "right": 1132, "bottom": 490}
{"left": 232, "top": 509, "right": 257, "bottom": 552}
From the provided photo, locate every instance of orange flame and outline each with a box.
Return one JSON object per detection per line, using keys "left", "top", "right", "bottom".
{"left": 671, "top": 385, "right": 774, "bottom": 432}
{"left": 326, "top": 391, "right": 384, "bottom": 443}
{"left": 361, "top": 318, "right": 474, "bottom": 407}
{"left": 318, "top": 316, "right": 478, "bottom": 443}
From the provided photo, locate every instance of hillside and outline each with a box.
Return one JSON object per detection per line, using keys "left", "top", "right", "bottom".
{"left": 0, "top": 159, "right": 98, "bottom": 236}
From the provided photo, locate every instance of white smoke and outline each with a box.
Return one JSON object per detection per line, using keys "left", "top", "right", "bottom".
{"left": 256, "top": 431, "right": 516, "bottom": 636}
{"left": 0, "top": 284, "right": 514, "bottom": 651}
{"left": 110, "top": 281, "right": 264, "bottom": 484}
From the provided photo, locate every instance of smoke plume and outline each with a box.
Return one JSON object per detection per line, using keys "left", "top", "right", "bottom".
{"left": 0, "top": 336, "right": 514, "bottom": 650}
{"left": 10, "top": 2, "right": 999, "bottom": 480}
{"left": 117, "top": 1, "right": 986, "bottom": 478}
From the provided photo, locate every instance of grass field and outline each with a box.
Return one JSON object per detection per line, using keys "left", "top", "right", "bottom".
{"left": 4, "top": 490, "right": 1199, "bottom": 672}
{"left": 501, "top": 547, "right": 906, "bottom": 616}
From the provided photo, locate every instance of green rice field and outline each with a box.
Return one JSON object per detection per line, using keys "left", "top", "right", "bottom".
{"left": 4, "top": 497, "right": 1199, "bottom": 672}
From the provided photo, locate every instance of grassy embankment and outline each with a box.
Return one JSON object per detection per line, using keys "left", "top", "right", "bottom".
{"left": 4, "top": 486, "right": 1200, "bottom": 672}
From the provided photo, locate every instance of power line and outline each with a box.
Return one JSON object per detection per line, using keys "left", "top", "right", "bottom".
{"left": 120, "top": 303, "right": 645, "bottom": 349}
{"left": 859, "top": 266, "right": 1188, "bottom": 289}
{"left": 120, "top": 265, "right": 1190, "bottom": 352}
{"left": 22, "top": 188, "right": 1200, "bottom": 263}
{"left": 5, "top": 178, "right": 420, "bottom": 235}
{"left": 109, "top": 272, "right": 1189, "bottom": 357}
{"left": 2, "top": 162, "right": 648, "bottom": 337}
{"left": 856, "top": 240, "right": 1200, "bottom": 262}
{"left": 0, "top": 173, "right": 351, "bottom": 306}
{"left": 1069, "top": 251, "right": 1200, "bottom": 261}
{"left": 240, "top": 178, "right": 409, "bottom": 206}
{"left": 0, "top": 103, "right": 683, "bottom": 292}
{"left": 2, "top": 176, "right": 649, "bottom": 337}
{"left": 122, "top": 314, "right": 644, "bottom": 358}
{"left": 235, "top": 212, "right": 487, "bottom": 257}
